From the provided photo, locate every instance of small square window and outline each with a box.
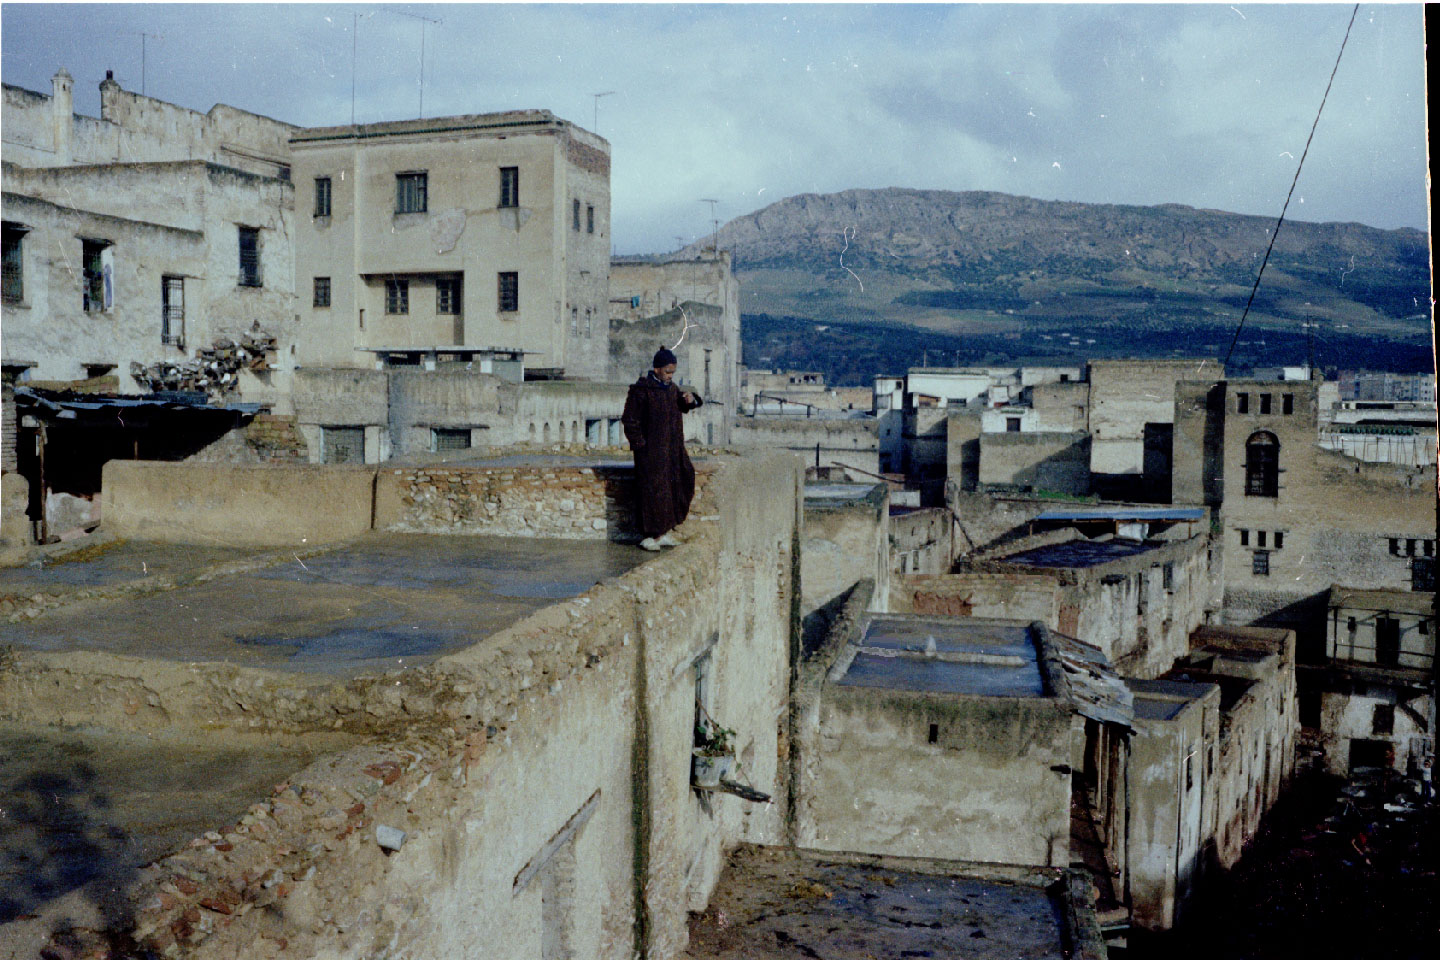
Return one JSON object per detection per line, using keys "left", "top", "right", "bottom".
{"left": 1282, "top": 393, "right": 1294, "bottom": 414}
{"left": 1372, "top": 704, "right": 1394, "bottom": 736}
{"left": 498, "top": 272, "right": 519, "bottom": 313}
{"left": 1006, "top": 417, "right": 1022, "bottom": 432}
{"left": 1237, "top": 392, "right": 1249, "bottom": 414}
{"left": 1417, "top": 619, "right": 1428, "bottom": 636}
{"left": 1239, "top": 529, "right": 1250, "bottom": 546}
{"left": 499, "top": 166, "right": 519, "bottom": 208}
{"left": 313, "top": 276, "right": 331, "bottom": 308}
{"left": 314, "top": 177, "right": 332, "bottom": 217}
{"left": 1252, "top": 551, "right": 1270, "bottom": 576}
{"left": 1259, "top": 393, "right": 1272, "bottom": 414}
{"left": 436, "top": 277, "right": 462, "bottom": 315}
{"left": 385, "top": 278, "right": 409, "bottom": 314}
{"left": 396, "top": 172, "right": 428, "bottom": 214}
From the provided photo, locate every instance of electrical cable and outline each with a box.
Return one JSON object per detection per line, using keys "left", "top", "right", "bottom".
{"left": 1223, "top": 3, "right": 1359, "bottom": 369}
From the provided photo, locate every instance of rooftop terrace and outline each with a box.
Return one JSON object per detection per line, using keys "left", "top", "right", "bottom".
{"left": 0, "top": 534, "right": 648, "bottom": 676}
{"left": 836, "top": 616, "right": 1046, "bottom": 698}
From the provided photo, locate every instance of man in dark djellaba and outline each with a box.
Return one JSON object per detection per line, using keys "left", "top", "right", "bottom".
{"left": 621, "top": 347, "right": 704, "bottom": 551}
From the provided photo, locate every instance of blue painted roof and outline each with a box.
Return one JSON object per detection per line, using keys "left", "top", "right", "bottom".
{"left": 1005, "top": 538, "right": 1162, "bottom": 568}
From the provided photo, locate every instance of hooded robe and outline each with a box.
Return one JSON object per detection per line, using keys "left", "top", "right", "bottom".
{"left": 622, "top": 372, "right": 704, "bottom": 538}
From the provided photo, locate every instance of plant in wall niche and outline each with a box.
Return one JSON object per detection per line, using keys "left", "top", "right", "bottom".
{"left": 692, "top": 719, "right": 736, "bottom": 788}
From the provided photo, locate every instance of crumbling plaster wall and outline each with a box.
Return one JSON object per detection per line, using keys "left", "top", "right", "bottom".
{"left": 888, "top": 507, "right": 953, "bottom": 576}
{"left": 733, "top": 418, "right": 879, "bottom": 478}
{"left": 801, "top": 487, "right": 891, "bottom": 632}
{"left": 978, "top": 431, "right": 1091, "bottom": 495}
{"left": 2, "top": 452, "right": 802, "bottom": 960}
{"left": 608, "top": 302, "right": 730, "bottom": 446}
{"left": 889, "top": 572, "right": 1062, "bottom": 622}
{"left": 1087, "top": 359, "right": 1221, "bottom": 478}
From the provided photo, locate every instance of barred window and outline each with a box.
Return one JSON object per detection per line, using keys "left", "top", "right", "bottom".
{"left": 586, "top": 204, "right": 595, "bottom": 234}
{"left": 499, "top": 167, "right": 519, "bottom": 208}
{"left": 436, "top": 277, "right": 461, "bottom": 315}
{"left": 1252, "top": 551, "right": 1270, "bottom": 576}
{"left": 385, "top": 278, "right": 409, "bottom": 314}
{"left": 314, "top": 177, "right": 332, "bottom": 217}
{"left": 396, "top": 172, "right": 428, "bottom": 214}
{"left": 1245, "top": 432, "right": 1279, "bottom": 497}
{"left": 498, "top": 272, "right": 518, "bottom": 313}
{"left": 432, "top": 428, "right": 471, "bottom": 452}
{"left": 1, "top": 225, "right": 22, "bottom": 303}
{"left": 162, "top": 276, "right": 185, "bottom": 345}
{"left": 238, "top": 227, "right": 261, "bottom": 287}
{"left": 83, "top": 239, "right": 109, "bottom": 309}
{"left": 313, "top": 277, "right": 331, "bottom": 308}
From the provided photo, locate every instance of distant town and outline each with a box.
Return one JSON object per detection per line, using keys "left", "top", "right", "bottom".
{"left": 1, "top": 69, "right": 1434, "bottom": 960}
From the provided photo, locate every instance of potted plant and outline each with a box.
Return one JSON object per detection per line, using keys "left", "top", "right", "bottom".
{"left": 692, "top": 720, "right": 736, "bottom": 788}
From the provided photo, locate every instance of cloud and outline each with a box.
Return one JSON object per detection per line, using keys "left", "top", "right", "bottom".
{"left": 1, "top": 3, "right": 1427, "bottom": 253}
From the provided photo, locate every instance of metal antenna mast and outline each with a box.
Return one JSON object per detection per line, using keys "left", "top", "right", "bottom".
{"left": 592, "top": 91, "right": 615, "bottom": 131}
{"left": 699, "top": 198, "right": 719, "bottom": 253}
{"left": 397, "top": 10, "right": 442, "bottom": 118}
{"left": 135, "top": 32, "right": 163, "bottom": 96}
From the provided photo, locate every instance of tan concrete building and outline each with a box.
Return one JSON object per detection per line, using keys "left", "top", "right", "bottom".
{"left": 289, "top": 111, "right": 611, "bottom": 381}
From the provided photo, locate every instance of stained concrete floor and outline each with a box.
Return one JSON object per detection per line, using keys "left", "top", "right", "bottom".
{"left": 0, "top": 534, "right": 650, "bottom": 676}
{"left": 0, "top": 538, "right": 275, "bottom": 596}
{"left": 686, "top": 845, "right": 1068, "bottom": 960}
{"left": 0, "top": 721, "right": 350, "bottom": 925}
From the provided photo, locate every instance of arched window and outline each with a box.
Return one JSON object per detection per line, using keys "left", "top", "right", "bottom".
{"left": 1245, "top": 432, "right": 1279, "bottom": 497}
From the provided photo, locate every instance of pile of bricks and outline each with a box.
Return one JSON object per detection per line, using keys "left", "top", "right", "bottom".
{"left": 241, "top": 414, "right": 309, "bottom": 463}
{"left": 130, "top": 331, "right": 277, "bottom": 397}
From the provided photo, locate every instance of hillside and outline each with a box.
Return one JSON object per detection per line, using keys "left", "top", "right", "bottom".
{"left": 674, "top": 189, "right": 1432, "bottom": 383}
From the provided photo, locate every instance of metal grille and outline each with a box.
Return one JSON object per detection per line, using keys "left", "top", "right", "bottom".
{"left": 161, "top": 276, "right": 184, "bottom": 345}
{"left": 313, "top": 276, "right": 331, "bottom": 308}
{"left": 500, "top": 167, "right": 519, "bottom": 208}
{"left": 238, "top": 227, "right": 261, "bottom": 286}
{"left": 83, "top": 240, "right": 106, "bottom": 310}
{"left": 322, "top": 426, "right": 365, "bottom": 464}
{"left": 314, "top": 177, "right": 332, "bottom": 217}
{"left": 385, "top": 278, "right": 408, "bottom": 315}
{"left": 436, "top": 277, "right": 461, "bottom": 315}
{"left": 1, "top": 231, "right": 21, "bottom": 303}
{"left": 396, "top": 172, "right": 427, "bottom": 214}
{"left": 433, "top": 428, "right": 471, "bottom": 452}
{"left": 498, "top": 272, "right": 518, "bottom": 313}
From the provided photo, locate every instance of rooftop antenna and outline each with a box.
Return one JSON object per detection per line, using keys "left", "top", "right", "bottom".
{"left": 396, "top": 10, "right": 442, "bottom": 118}
{"left": 674, "top": 235, "right": 686, "bottom": 251}
{"left": 133, "top": 32, "right": 162, "bottom": 96}
{"left": 351, "top": 12, "right": 358, "bottom": 124}
{"left": 699, "top": 198, "right": 719, "bottom": 253}
{"left": 592, "top": 91, "right": 615, "bottom": 131}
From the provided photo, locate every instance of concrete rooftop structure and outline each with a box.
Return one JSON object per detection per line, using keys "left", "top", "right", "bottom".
{"left": 837, "top": 616, "right": 1046, "bottom": 698}
{"left": 0, "top": 534, "right": 648, "bottom": 675}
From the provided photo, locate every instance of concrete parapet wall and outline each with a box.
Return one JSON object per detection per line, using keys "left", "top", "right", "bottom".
{"left": 101, "top": 461, "right": 377, "bottom": 546}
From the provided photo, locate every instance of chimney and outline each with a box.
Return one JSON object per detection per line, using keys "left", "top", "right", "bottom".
{"left": 99, "top": 67, "right": 121, "bottom": 122}
{"left": 51, "top": 68, "right": 73, "bottom": 163}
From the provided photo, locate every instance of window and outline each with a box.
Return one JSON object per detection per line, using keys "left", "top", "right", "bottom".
{"left": 498, "top": 272, "right": 519, "bottom": 313}
{"left": 385, "top": 278, "right": 409, "bottom": 314}
{"left": 1237, "top": 392, "right": 1249, "bottom": 414}
{"left": 1006, "top": 417, "right": 1022, "bottom": 432}
{"left": 1185, "top": 754, "right": 1193, "bottom": 791}
{"left": 1419, "top": 619, "right": 1430, "bottom": 636}
{"left": 1259, "top": 393, "right": 1272, "bottom": 414}
{"left": 1298, "top": 690, "right": 1321, "bottom": 729}
{"left": 435, "top": 277, "right": 461, "bottom": 315}
{"left": 1257, "top": 530, "right": 1267, "bottom": 549}
{"left": 1245, "top": 431, "right": 1279, "bottom": 497}
{"left": 1347, "top": 616, "right": 1357, "bottom": 634}
{"left": 1282, "top": 393, "right": 1294, "bottom": 414}
{"left": 161, "top": 276, "right": 184, "bottom": 344}
{"left": 83, "top": 239, "right": 109, "bottom": 309}
{"left": 1376, "top": 617, "right": 1400, "bottom": 666}
{"left": 586, "top": 204, "right": 595, "bottom": 234}
{"left": 1, "top": 225, "right": 22, "bottom": 303}
{"left": 1239, "top": 529, "right": 1249, "bottom": 546}
{"left": 1390, "top": 538, "right": 1401, "bottom": 556}
{"left": 1413, "top": 558, "right": 1435, "bottom": 592}
{"left": 396, "top": 171, "right": 428, "bottom": 214}
{"left": 313, "top": 277, "right": 331, "bottom": 308}
{"left": 572, "top": 198, "right": 581, "bottom": 231}
{"left": 1426, "top": 540, "right": 1435, "bottom": 558}
{"left": 314, "top": 177, "right": 332, "bottom": 217}
{"left": 1252, "top": 550, "right": 1270, "bottom": 576}
{"left": 499, "top": 166, "right": 519, "bottom": 208}
{"left": 1406, "top": 539, "right": 1417, "bottom": 557}
{"left": 238, "top": 227, "right": 261, "bottom": 287}
{"left": 1372, "top": 705, "right": 1394, "bottom": 736}
{"left": 1163, "top": 562, "right": 1174, "bottom": 590}
{"left": 1059, "top": 373, "right": 1070, "bottom": 382}
{"left": 322, "top": 426, "right": 365, "bottom": 464}
{"left": 432, "top": 428, "right": 471, "bottom": 452}
{"left": 1274, "top": 531, "right": 1284, "bottom": 550}
{"left": 584, "top": 308, "right": 592, "bottom": 337}
{"left": 570, "top": 307, "right": 578, "bottom": 335}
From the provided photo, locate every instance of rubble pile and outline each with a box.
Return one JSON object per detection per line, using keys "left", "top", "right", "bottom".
{"left": 131, "top": 331, "right": 277, "bottom": 396}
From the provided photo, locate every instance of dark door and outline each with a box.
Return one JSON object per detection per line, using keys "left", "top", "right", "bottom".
{"left": 1375, "top": 617, "right": 1400, "bottom": 666}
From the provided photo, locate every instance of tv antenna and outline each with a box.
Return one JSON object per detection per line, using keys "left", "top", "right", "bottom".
{"left": 396, "top": 10, "right": 442, "bottom": 118}
{"left": 592, "top": 91, "right": 616, "bottom": 131}
{"left": 132, "top": 32, "right": 163, "bottom": 96}
{"left": 699, "top": 198, "right": 719, "bottom": 252}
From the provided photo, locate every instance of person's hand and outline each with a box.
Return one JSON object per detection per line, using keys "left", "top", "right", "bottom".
{"left": 683, "top": 390, "right": 699, "bottom": 404}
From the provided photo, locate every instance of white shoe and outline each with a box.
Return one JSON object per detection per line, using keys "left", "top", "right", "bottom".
{"left": 639, "top": 537, "right": 663, "bottom": 552}
{"left": 656, "top": 533, "right": 681, "bottom": 547}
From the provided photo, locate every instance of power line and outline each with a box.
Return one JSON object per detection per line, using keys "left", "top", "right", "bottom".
{"left": 1223, "top": 3, "right": 1359, "bottom": 370}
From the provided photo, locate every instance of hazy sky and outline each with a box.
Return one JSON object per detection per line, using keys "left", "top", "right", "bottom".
{"left": 1, "top": 3, "right": 1428, "bottom": 253}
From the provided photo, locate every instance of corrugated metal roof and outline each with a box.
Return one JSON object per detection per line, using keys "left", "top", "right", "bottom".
{"left": 1035, "top": 507, "right": 1206, "bottom": 521}
{"left": 14, "top": 388, "right": 261, "bottom": 418}
{"left": 1005, "top": 538, "right": 1161, "bottom": 568}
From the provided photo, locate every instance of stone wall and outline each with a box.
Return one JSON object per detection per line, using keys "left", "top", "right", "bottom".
{"left": 978, "top": 431, "right": 1091, "bottom": 495}
{"left": 801, "top": 485, "right": 890, "bottom": 650}
{"left": 1, "top": 452, "right": 804, "bottom": 960}
{"left": 890, "top": 572, "right": 1062, "bottom": 622}
{"left": 888, "top": 507, "right": 953, "bottom": 576}
{"left": 733, "top": 417, "right": 879, "bottom": 478}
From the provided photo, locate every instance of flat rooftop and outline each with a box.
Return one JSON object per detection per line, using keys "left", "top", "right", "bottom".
{"left": 837, "top": 617, "right": 1046, "bottom": 698}
{"left": 0, "top": 539, "right": 275, "bottom": 596}
{"left": 1004, "top": 538, "right": 1163, "bottom": 568}
{"left": 1329, "top": 585, "right": 1434, "bottom": 616}
{"left": 0, "top": 534, "right": 649, "bottom": 676}
{"left": 803, "top": 483, "right": 886, "bottom": 509}
{"left": 688, "top": 845, "right": 1071, "bottom": 960}
{"left": 0, "top": 721, "right": 350, "bottom": 924}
